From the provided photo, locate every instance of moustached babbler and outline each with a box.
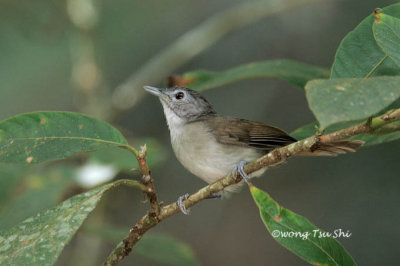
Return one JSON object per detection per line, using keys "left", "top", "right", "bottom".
{"left": 144, "top": 86, "right": 364, "bottom": 214}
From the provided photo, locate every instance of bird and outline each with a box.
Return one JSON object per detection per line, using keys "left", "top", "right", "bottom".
{"left": 144, "top": 86, "right": 364, "bottom": 214}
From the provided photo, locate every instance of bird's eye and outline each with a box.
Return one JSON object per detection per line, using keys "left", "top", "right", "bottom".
{"left": 175, "top": 91, "right": 185, "bottom": 100}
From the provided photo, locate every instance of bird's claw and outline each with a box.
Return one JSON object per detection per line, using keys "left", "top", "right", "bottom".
{"left": 232, "top": 160, "right": 250, "bottom": 183}
{"left": 177, "top": 193, "right": 190, "bottom": 215}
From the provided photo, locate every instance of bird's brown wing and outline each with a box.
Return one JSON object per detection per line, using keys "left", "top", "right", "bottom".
{"left": 204, "top": 116, "right": 296, "bottom": 152}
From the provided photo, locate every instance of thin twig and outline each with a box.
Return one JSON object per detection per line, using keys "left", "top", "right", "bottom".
{"left": 136, "top": 145, "right": 160, "bottom": 217}
{"left": 103, "top": 108, "right": 400, "bottom": 265}
{"left": 110, "top": 0, "right": 322, "bottom": 111}
{"left": 104, "top": 145, "right": 160, "bottom": 265}
{"left": 319, "top": 108, "right": 400, "bottom": 143}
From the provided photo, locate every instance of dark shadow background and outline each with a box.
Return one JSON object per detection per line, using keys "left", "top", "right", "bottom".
{"left": 0, "top": 0, "right": 399, "bottom": 265}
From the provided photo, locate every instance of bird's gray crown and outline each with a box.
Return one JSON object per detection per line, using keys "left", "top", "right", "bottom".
{"left": 144, "top": 86, "right": 216, "bottom": 122}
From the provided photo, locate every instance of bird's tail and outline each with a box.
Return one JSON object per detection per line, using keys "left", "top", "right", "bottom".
{"left": 298, "top": 140, "right": 364, "bottom": 156}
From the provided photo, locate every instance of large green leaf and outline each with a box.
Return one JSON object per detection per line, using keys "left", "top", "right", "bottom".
{"left": 291, "top": 121, "right": 400, "bottom": 146}
{"left": 373, "top": 12, "right": 400, "bottom": 67}
{"left": 85, "top": 225, "right": 199, "bottom": 266}
{"left": 0, "top": 179, "right": 143, "bottom": 265}
{"left": 250, "top": 185, "right": 355, "bottom": 266}
{"left": 0, "top": 111, "right": 129, "bottom": 164}
{"left": 305, "top": 76, "right": 400, "bottom": 129}
{"left": 331, "top": 3, "right": 400, "bottom": 78}
{"left": 183, "top": 60, "right": 329, "bottom": 91}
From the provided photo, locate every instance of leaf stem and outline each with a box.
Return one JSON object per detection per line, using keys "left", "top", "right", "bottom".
{"left": 111, "top": 179, "right": 147, "bottom": 191}
{"left": 120, "top": 145, "right": 139, "bottom": 157}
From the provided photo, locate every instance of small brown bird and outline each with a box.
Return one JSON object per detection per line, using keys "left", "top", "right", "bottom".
{"left": 144, "top": 86, "right": 363, "bottom": 213}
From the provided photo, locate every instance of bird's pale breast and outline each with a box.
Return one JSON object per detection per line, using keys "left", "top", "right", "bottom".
{"left": 169, "top": 121, "right": 264, "bottom": 184}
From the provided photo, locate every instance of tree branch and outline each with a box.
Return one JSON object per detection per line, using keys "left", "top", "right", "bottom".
{"left": 103, "top": 145, "right": 160, "bottom": 265}
{"left": 136, "top": 145, "right": 160, "bottom": 218}
{"left": 103, "top": 107, "right": 400, "bottom": 265}
{"left": 319, "top": 108, "right": 400, "bottom": 143}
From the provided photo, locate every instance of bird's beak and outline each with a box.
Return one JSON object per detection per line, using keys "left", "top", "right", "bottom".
{"left": 144, "top": 86, "right": 171, "bottom": 102}
{"left": 143, "top": 86, "right": 162, "bottom": 96}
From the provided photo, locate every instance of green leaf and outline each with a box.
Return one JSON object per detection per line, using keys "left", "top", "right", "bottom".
{"left": 373, "top": 12, "right": 400, "bottom": 67}
{"left": 184, "top": 60, "right": 329, "bottom": 91}
{"left": 0, "top": 111, "right": 130, "bottom": 164}
{"left": 85, "top": 225, "right": 199, "bottom": 266}
{"left": 250, "top": 185, "right": 355, "bottom": 266}
{"left": 0, "top": 179, "right": 142, "bottom": 265}
{"left": 331, "top": 3, "right": 400, "bottom": 78}
{"left": 305, "top": 76, "right": 400, "bottom": 129}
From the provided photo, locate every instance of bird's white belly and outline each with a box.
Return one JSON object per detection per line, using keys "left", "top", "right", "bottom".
{"left": 170, "top": 122, "right": 263, "bottom": 184}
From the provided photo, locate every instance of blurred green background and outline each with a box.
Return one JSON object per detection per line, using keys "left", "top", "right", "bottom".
{"left": 1, "top": 0, "right": 399, "bottom": 265}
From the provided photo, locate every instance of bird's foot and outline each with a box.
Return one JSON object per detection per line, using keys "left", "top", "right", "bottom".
{"left": 177, "top": 193, "right": 190, "bottom": 215}
{"left": 232, "top": 160, "right": 250, "bottom": 183}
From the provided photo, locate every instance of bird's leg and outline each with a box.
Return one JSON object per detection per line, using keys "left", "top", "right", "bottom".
{"left": 232, "top": 160, "right": 250, "bottom": 183}
{"left": 177, "top": 193, "right": 190, "bottom": 215}
{"left": 177, "top": 192, "right": 221, "bottom": 215}
{"left": 179, "top": 161, "right": 250, "bottom": 214}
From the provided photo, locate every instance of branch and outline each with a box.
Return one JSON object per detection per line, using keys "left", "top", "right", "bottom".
{"left": 136, "top": 145, "right": 160, "bottom": 218}
{"left": 110, "top": 0, "right": 322, "bottom": 111}
{"left": 103, "top": 107, "right": 400, "bottom": 265}
{"left": 319, "top": 108, "right": 400, "bottom": 143}
{"left": 104, "top": 145, "right": 160, "bottom": 265}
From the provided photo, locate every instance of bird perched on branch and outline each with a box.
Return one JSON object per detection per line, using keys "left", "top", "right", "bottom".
{"left": 144, "top": 86, "right": 363, "bottom": 214}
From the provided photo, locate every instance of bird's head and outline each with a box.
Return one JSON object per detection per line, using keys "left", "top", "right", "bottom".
{"left": 144, "top": 86, "right": 216, "bottom": 125}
